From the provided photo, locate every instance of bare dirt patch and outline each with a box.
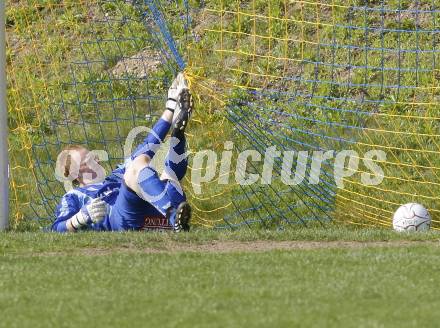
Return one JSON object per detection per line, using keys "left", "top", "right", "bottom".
{"left": 111, "top": 48, "right": 162, "bottom": 78}
{"left": 28, "top": 240, "right": 439, "bottom": 257}
{"left": 163, "top": 240, "right": 438, "bottom": 253}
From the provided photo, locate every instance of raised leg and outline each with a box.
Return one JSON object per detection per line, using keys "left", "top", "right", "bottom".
{"left": 130, "top": 110, "right": 173, "bottom": 160}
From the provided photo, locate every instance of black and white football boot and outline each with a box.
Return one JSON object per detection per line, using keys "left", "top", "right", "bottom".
{"left": 167, "top": 202, "right": 192, "bottom": 232}
{"left": 172, "top": 88, "right": 193, "bottom": 133}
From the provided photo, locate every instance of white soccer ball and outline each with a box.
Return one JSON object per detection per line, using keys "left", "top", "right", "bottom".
{"left": 392, "top": 203, "right": 431, "bottom": 232}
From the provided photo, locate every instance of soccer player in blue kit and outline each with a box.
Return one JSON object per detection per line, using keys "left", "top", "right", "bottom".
{"left": 51, "top": 73, "right": 193, "bottom": 232}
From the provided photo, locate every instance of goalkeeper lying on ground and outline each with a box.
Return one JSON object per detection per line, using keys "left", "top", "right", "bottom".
{"left": 51, "top": 73, "right": 192, "bottom": 232}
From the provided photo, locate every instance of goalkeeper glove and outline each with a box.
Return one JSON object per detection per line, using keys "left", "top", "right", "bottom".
{"left": 166, "top": 72, "right": 189, "bottom": 113}
{"left": 69, "top": 198, "right": 108, "bottom": 230}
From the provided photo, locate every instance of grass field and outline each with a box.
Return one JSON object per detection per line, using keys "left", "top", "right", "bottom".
{"left": 1, "top": 226, "right": 440, "bottom": 328}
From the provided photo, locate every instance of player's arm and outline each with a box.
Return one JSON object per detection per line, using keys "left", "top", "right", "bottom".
{"left": 52, "top": 196, "right": 107, "bottom": 232}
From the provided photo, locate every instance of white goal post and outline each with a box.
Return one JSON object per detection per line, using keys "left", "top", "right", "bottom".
{"left": 0, "top": 1, "right": 8, "bottom": 230}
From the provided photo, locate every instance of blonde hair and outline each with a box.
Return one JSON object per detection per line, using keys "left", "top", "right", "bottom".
{"left": 62, "top": 145, "right": 88, "bottom": 183}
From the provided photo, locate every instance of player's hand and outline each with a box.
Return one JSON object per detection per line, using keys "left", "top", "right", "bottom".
{"left": 80, "top": 198, "right": 108, "bottom": 224}
{"left": 166, "top": 72, "right": 188, "bottom": 112}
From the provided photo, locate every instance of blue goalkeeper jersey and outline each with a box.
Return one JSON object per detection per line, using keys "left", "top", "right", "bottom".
{"left": 51, "top": 165, "right": 126, "bottom": 232}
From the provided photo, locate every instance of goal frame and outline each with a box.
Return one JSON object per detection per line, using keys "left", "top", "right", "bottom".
{"left": 0, "top": 1, "right": 9, "bottom": 231}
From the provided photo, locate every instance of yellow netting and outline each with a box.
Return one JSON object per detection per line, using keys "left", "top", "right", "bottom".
{"left": 7, "top": 1, "right": 91, "bottom": 225}
{"left": 185, "top": 0, "right": 440, "bottom": 228}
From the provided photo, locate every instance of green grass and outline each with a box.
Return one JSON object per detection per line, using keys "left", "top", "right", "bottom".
{"left": 1, "top": 227, "right": 440, "bottom": 328}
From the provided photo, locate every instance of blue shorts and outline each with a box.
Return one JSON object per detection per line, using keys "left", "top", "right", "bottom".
{"left": 108, "top": 118, "right": 188, "bottom": 231}
{"left": 108, "top": 182, "right": 186, "bottom": 231}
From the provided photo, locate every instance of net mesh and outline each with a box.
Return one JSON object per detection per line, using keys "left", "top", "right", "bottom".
{"left": 186, "top": 0, "right": 440, "bottom": 229}
{"left": 6, "top": 0, "right": 440, "bottom": 229}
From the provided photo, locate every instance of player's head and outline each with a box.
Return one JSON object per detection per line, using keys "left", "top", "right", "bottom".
{"left": 62, "top": 145, "right": 100, "bottom": 186}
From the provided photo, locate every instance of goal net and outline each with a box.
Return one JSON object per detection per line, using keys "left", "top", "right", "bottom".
{"left": 6, "top": 0, "right": 440, "bottom": 229}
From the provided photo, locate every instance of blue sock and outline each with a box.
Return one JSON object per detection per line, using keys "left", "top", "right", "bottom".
{"left": 131, "top": 118, "right": 171, "bottom": 160}
{"left": 164, "top": 134, "right": 188, "bottom": 181}
{"left": 165, "top": 180, "right": 187, "bottom": 208}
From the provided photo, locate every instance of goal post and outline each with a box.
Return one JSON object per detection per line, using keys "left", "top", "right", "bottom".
{"left": 0, "top": 1, "right": 8, "bottom": 231}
